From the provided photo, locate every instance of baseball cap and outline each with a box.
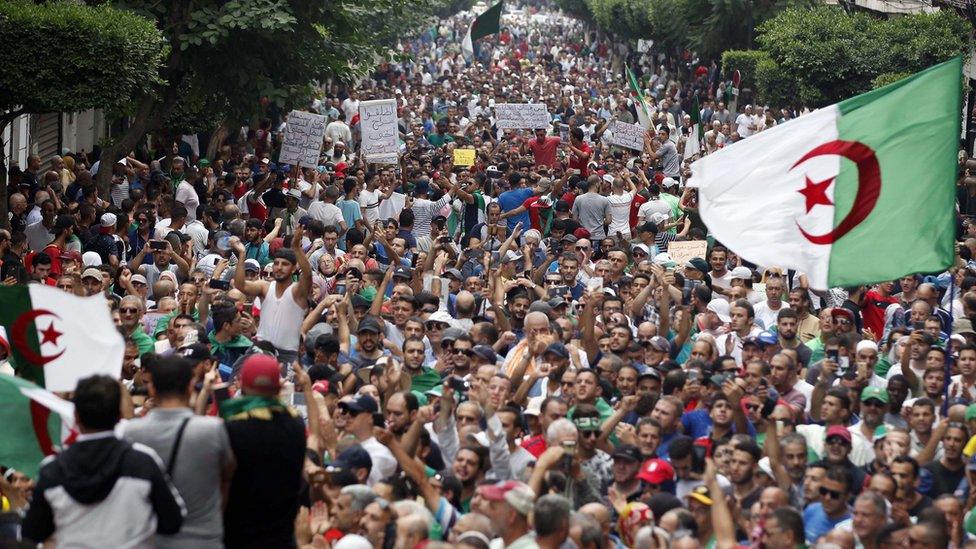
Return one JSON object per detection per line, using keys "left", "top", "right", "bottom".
{"left": 685, "top": 257, "right": 709, "bottom": 273}
{"left": 240, "top": 354, "right": 282, "bottom": 394}
{"left": 830, "top": 307, "right": 855, "bottom": 322}
{"left": 357, "top": 315, "right": 382, "bottom": 334}
{"left": 825, "top": 425, "right": 853, "bottom": 444}
{"left": 392, "top": 266, "right": 412, "bottom": 280}
{"left": 861, "top": 386, "right": 889, "bottom": 404}
{"left": 244, "top": 259, "right": 261, "bottom": 273}
{"left": 543, "top": 342, "right": 570, "bottom": 359}
{"left": 442, "top": 327, "right": 466, "bottom": 343}
{"left": 81, "top": 267, "right": 102, "bottom": 280}
{"left": 501, "top": 251, "right": 523, "bottom": 264}
{"left": 757, "top": 331, "right": 778, "bottom": 346}
{"left": 443, "top": 268, "right": 463, "bottom": 280}
{"left": 426, "top": 310, "right": 455, "bottom": 326}
{"left": 646, "top": 336, "right": 670, "bottom": 353}
{"left": 130, "top": 274, "right": 149, "bottom": 286}
{"left": 560, "top": 234, "right": 578, "bottom": 244}
{"left": 100, "top": 212, "right": 117, "bottom": 228}
{"left": 729, "top": 266, "right": 753, "bottom": 280}
{"left": 471, "top": 345, "right": 497, "bottom": 363}
{"left": 178, "top": 343, "right": 213, "bottom": 364}
{"left": 60, "top": 250, "right": 81, "bottom": 263}
{"left": 687, "top": 484, "right": 713, "bottom": 506}
{"left": 661, "top": 177, "right": 679, "bottom": 188}
{"left": 339, "top": 394, "right": 379, "bottom": 414}
{"left": 351, "top": 295, "right": 371, "bottom": 309}
{"left": 477, "top": 480, "right": 535, "bottom": 516}
{"left": 637, "top": 458, "right": 675, "bottom": 485}
{"left": 323, "top": 444, "right": 373, "bottom": 487}
{"left": 285, "top": 188, "right": 301, "bottom": 200}
{"left": 954, "top": 318, "right": 976, "bottom": 336}
{"left": 612, "top": 444, "right": 642, "bottom": 462}
{"left": 706, "top": 299, "right": 731, "bottom": 323}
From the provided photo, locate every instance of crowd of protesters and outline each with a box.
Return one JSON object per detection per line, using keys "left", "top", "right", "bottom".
{"left": 2, "top": 3, "right": 976, "bottom": 549}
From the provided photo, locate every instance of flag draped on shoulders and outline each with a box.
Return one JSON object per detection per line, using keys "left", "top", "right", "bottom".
{"left": 689, "top": 57, "right": 961, "bottom": 289}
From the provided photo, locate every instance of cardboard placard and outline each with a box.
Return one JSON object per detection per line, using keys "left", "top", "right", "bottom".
{"left": 279, "top": 110, "right": 328, "bottom": 168}
{"left": 609, "top": 120, "right": 644, "bottom": 151}
{"left": 494, "top": 103, "right": 551, "bottom": 129}
{"left": 667, "top": 240, "right": 708, "bottom": 267}
{"left": 359, "top": 99, "right": 399, "bottom": 165}
{"left": 453, "top": 148, "right": 476, "bottom": 166}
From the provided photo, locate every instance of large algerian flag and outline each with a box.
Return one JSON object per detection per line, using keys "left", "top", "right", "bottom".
{"left": 0, "top": 374, "right": 75, "bottom": 478}
{"left": 626, "top": 67, "right": 652, "bottom": 129}
{"left": 685, "top": 94, "right": 703, "bottom": 159}
{"left": 689, "top": 57, "right": 961, "bottom": 290}
{"left": 0, "top": 286, "right": 124, "bottom": 391}
{"left": 461, "top": 1, "right": 503, "bottom": 59}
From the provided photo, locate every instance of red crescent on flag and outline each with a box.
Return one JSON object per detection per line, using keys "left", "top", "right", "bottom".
{"left": 11, "top": 309, "right": 65, "bottom": 366}
{"left": 791, "top": 140, "right": 881, "bottom": 245}
{"left": 29, "top": 400, "right": 55, "bottom": 456}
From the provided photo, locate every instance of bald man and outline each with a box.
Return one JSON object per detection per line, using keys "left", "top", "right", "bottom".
{"left": 579, "top": 502, "right": 615, "bottom": 549}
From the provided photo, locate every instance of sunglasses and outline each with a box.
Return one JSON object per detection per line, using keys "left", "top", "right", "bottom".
{"left": 819, "top": 486, "right": 845, "bottom": 499}
{"left": 862, "top": 399, "right": 886, "bottom": 408}
{"left": 580, "top": 430, "right": 600, "bottom": 438}
{"left": 575, "top": 245, "right": 589, "bottom": 250}
{"left": 120, "top": 307, "right": 140, "bottom": 314}
{"left": 426, "top": 322, "right": 449, "bottom": 330}
{"left": 745, "top": 404, "right": 760, "bottom": 411}
{"left": 825, "top": 436, "right": 849, "bottom": 446}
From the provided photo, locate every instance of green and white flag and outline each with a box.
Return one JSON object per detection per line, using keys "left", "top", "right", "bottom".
{"left": 461, "top": 1, "right": 503, "bottom": 59}
{"left": 685, "top": 94, "right": 703, "bottom": 159}
{"left": 0, "top": 285, "right": 123, "bottom": 391}
{"left": 690, "top": 57, "right": 961, "bottom": 289}
{"left": 0, "top": 374, "right": 74, "bottom": 478}
{"left": 626, "top": 67, "right": 652, "bottom": 129}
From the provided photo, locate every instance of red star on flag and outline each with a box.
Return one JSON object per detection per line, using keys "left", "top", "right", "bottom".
{"left": 40, "top": 322, "right": 62, "bottom": 346}
{"left": 798, "top": 175, "right": 835, "bottom": 213}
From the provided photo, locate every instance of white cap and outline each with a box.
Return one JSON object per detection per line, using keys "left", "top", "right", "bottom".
{"left": 707, "top": 298, "right": 731, "bottom": 323}
{"left": 100, "top": 212, "right": 117, "bottom": 228}
{"left": 856, "top": 340, "right": 879, "bottom": 353}
{"left": 334, "top": 535, "right": 373, "bottom": 549}
{"left": 82, "top": 251, "right": 102, "bottom": 267}
{"left": 730, "top": 266, "right": 752, "bottom": 280}
{"left": 662, "top": 177, "right": 679, "bottom": 188}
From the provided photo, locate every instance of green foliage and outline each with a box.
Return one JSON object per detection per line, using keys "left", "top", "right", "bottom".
{"left": 555, "top": 0, "right": 592, "bottom": 18}
{"left": 587, "top": 0, "right": 655, "bottom": 39}
{"left": 431, "top": 0, "right": 476, "bottom": 17}
{"left": 753, "top": 7, "right": 968, "bottom": 108}
{"left": 0, "top": 0, "right": 164, "bottom": 118}
{"left": 720, "top": 50, "right": 770, "bottom": 89}
{"left": 646, "top": 0, "right": 689, "bottom": 53}
{"left": 871, "top": 72, "right": 911, "bottom": 90}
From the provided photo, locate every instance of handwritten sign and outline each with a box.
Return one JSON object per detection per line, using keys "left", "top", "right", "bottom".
{"left": 494, "top": 103, "right": 551, "bottom": 129}
{"left": 609, "top": 120, "right": 644, "bottom": 151}
{"left": 359, "top": 99, "right": 399, "bottom": 165}
{"left": 667, "top": 240, "right": 708, "bottom": 267}
{"left": 453, "top": 148, "right": 476, "bottom": 167}
{"left": 279, "top": 110, "right": 327, "bottom": 168}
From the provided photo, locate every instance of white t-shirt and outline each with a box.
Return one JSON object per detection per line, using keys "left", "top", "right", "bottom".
{"left": 359, "top": 189, "right": 382, "bottom": 225}
{"left": 307, "top": 201, "right": 344, "bottom": 228}
{"left": 735, "top": 113, "right": 755, "bottom": 138}
{"left": 607, "top": 192, "right": 634, "bottom": 237}
{"left": 754, "top": 301, "right": 787, "bottom": 331}
{"left": 637, "top": 199, "right": 671, "bottom": 224}
{"left": 175, "top": 181, "right": 200, "bottom": 222}
{"left": 360, "top": 436, "right": 397, "bottom": 486}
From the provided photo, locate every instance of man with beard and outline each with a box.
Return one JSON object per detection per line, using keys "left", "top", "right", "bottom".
{"left": 524, "top": 342, "right": 572, "bottom": 398}
{"left": 729, "top": 440, "right": 763, "bottom": 511}
{"left": 776, "top": 308, "right": 812, "bottom": 367}
{"left": 821, "top": 425, "right": 866, "bottom": 495}
{"left": 803, "top": 465, "right": 853, "bottom": 543}
{"left": 403, "top": 337, "right": 440, "bottom": 393}
{"left": 307, "top": 334, "right": 353, "bottom": 393}
{"left": 503, "top": 311, "right": 556, "bottom": 379}
{"left": 385, "top": 391, "right": 419, "bottom": 439}
{"left": 890, "top": 455, "right": 931, "bottom": 518}
{"left": 242, "top": 218, "right": 270, "bottom": 266}
{"left": 338, "top": 394, "right": 396, "bottom": 486}
{"left": 451, "top": 445, "right": 490, "bottom": 512}
{"left": 769, "top": 353, "right": 807, "bottom": 418}
{"left": 571, "top": 369, "right": 612, "bottom": 422}
{"left": 497, "top": 405, "right": 535, "bottom": 474}
{"left": 520, "top": 397, "right": 569, "bottom": 458}
{"left": 331, "top": 484, "right": 377, "bottom": 538}
{"left": 345, "top": 316, "right": 386, "bottom": 371}
{"left": 119, "top": 294, "right": 155, "bottom": 355}
{"left": 922, "top": 422, "right": 967, "bottom": 497}
{"left": 715, "top": 299, "right": 762, "bottom": 366}
{"left": 851, "top": 387, "right": 888, "bottom": 465}
{"left": 573, "top": 403, "right": 615, "bottom": 494}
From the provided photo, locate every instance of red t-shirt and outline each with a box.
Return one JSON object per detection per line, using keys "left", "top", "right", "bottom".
{"left": 521, "top": 196, "right": 552, "bottom": 232}
{"left": 520, "top": 434, "right": 547, "bottom": 458}
{"left": 527, "top": 137, "right": 560, "bottom": 168}
{"left": 42, "top": 244, "right": 64, "bottom": 276}
{"left": 630, "top": 193, "right": 648, "bottom": 230}
{"left": 862, "top": 290, "right": 897, "bottom": 336}
{"left": 568, "top": 142, "right": 592, "bottom": 177}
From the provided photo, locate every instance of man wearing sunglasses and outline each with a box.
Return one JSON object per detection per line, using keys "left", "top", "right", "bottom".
{"left": 802, "top": 464, "right": 852, "bottom": 543}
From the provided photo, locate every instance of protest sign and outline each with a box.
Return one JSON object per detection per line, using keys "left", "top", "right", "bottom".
{"left": 609, "top": 120, "right": 644, "bottom": 151}
{"left": 494, "top": 103, "right": 551, "bottom": 129}
{"left": 359, "top": 99, "right": 400, "bottom": 165}
{"left": 667, "top": 240, "right": 709, "bottom": 267}
{"left": 454, "top": 148, "right": 476, "bottom": 167}
{"left": 279, "top": 110, "right": 328, "bottom": 168}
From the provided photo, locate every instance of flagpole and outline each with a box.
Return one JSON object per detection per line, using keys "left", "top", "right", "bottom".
{"left": 943, "top": 276, "right": 954, "bottom": 417}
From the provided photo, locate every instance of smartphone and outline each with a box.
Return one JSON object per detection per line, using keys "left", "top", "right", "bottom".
{"left": 826, "top": 349, "right": 840, "bottom": 363}
{"left": 548, "top": 285, "right": 570, "bottom": 299}
{"left": 149, "top": 240, "right": 167, "bottom": 251}
{"left": 335, "top": 283, "right": 346, "bottom": 294}
{"left": 213, "top": 382, "right": 231, "bottom": 405}
{"left": 449, "top": 376, "right": 469, "bottom": 393}
{"left": 209, "top": 279, "right": 230, "bottom": 290}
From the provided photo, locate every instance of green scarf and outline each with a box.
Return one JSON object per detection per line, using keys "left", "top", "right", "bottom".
{"left": 219, "top": 395, "right": 289, "bottom": 420}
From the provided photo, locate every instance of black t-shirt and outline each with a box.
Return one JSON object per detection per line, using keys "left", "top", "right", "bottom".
{"left": 307, "top": 363, "right": 345, "bottom": 387}
{"left": 907, "top": 493, "right": 934, "bottom": 518}
{"left": 223, "top": 406, "right": 306, "bottom": 548}
{"left": 923, "top": 460, "right": 965, "bottom": 498}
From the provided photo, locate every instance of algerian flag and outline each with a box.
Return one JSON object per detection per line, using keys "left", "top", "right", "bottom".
{"left": 685, "top": 94, "right": 703, "bottom": 159}
{"left": 0, "top": 374, "right": 75, "bottom": 478}
{"left": 0, "top": 286, "right": 124, "bottom": 391}
{"left": 626, "top": 67, "right": 651, "bottom": 129}
{"left": 689, "top": 57, "right": 961, "bottom": 290}
{"left": 461, "top": 1, "right": 503, "bottom": 59}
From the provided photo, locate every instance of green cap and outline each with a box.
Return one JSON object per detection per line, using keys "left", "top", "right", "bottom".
{"left": 966, "top": 404, "right": 976, "bottom": 422}
{"left": 199, "top": 158, "right": 211, "bottom": 167}
{"left": 872, "top": 425, "right": 888, "bottom": 443}
{"left": 411, "top": 390, "right": 429, "bottom": 407}
{"left": 861, "top": 386, "right": 889, "bottom": 404}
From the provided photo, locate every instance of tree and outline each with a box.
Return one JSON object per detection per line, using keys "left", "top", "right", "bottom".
{"left": 720, "top": 50, "right": 770, "bottom": 89}
{"left": 95, "top": 0, "right": 433, "bottom": 189}
{"left": 0, "top": 0, "right": 164, "bottom": 228}
{"left": 587, "top": 0, "right": 655, "bottom": 40}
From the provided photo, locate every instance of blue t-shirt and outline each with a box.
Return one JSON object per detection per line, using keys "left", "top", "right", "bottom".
{"left": 337, "top": 199, "right": 362, "bottom": 248}
{"left": 803, "top": 503, "right": 850, "bottom": 543}
{"left": 498, "top": 188, "right": 533, "bottom": 233}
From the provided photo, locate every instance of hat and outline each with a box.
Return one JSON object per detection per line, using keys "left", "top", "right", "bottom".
{"left": 81, "top": 267, "right": 102, "bottom": 280}
{"left": 324, "top": 444, "right": 373, "bottom": 486}
{"left": 637, "top": 458, "right": 675, "bottom": 485}
{"left": 661, "top": 177, "right": 679, "bottom": 188}
{"left": 872, "top": 425, "right": 888, "bottom": 443}
{"left": 648, "top": 212, "right": 669, "bottom": 226}
{"left": 632, "top": 243, "right": 651, "bottom": 256}
{"left": 639, "top": 368, "right": 662, "bottom": 381}
{"left": 560, "top": 234, "right": 578, "bottom": 244}
{"left": 861, "top": 386, "right": 889, "bottom": 404}
{"left": 830, "top": 307, "right": 855, "bottom": 322}
{"left": 954, "top": 318, "right": 976, "bottom": 336}
{"left": 477, "top": 480, "right": 536, "bottom": 516}
{"left": 240, "top": 354, "right": 282, "bottom": 393}
{"left": 178, "top": 343, "right": 213, "bottom": 363}
{"left": 100, "top": 212, "right": 117, "bottom": 228}
{"left": 966, "top": 404, "right": 976, "bottom": 422}
{"left": 130, "top": 274, "right": 149, "bottom": 286}
{"left": 856, "top": 340, "right": 879, "bottom": 353}
{"left": 646, "top": 336, "right": 670, "bottom": 353}
{"left": 524, "top": 396, "right": 544, "bottom": 416}
{"left": 442, "top": 327, "right": 466, "bottom": 343}
{"left": 244, "top": 259, "right": 261, "bottom": 273}
{"left": 543, "top": 342, "right": 570, "bottom": 359}
{"left": 687, "top": 484, "right": 713, "bottom": 506}
{"left": 612, "top": 444, "right": 642, "bottom": 462}
{"left": 758, "top": 331, "right": 778, "bottom": 346}
{"left": 357, "top": 315, "right": 382, "bottom": 334}
{"left": 59, "top": 250, "right": 82, "bottom": 263}
{"left": 285, "top": 188, "right": 301, "bottom": 200}
{"left": 528, "top": 301, "right": 553, "bottom": 316}
{"left": 426, "top": 310, "right": 455, "bottom": 326}
{"left": 501, "top": 251, "right": 523, "bottom": 264}
{"left": 334, "top": 535, "right": 372, "bottom": 549}
{"left": 706, "top": 299, "right": 731, "bottom": 323}
{"left": 392, "top": 266, "right": 412, "bottom": 280}
{"left": 548, "top": 296, "right": 569, "bottom": 309}
{"left": 260, "top": 158, "right": 271, "bottom": 165}
{"left": 424, "top": 385, "right": 444, "bottom": 398}
{"left": 82, "top": 251, "right": 102, "bottom": 267}
{"left": 351, "top": 295, "right": 371, "bottom": 309}
{"left": 729, "top": 266, "right": 753, "bottom": 280}
{"left": 825, "top": 425, "right": 852, "bottom": 445}
{"left": 471, "top": 345, "right": 497, "bottom": 363}
{"left": 443, "top": 268, "right": 463, "bottom": 280}
{"left": 685, "top": 257, "right": 709, "bottom": 273}
{"left": 339, "top": 394, "right": 379, "bottom": 414}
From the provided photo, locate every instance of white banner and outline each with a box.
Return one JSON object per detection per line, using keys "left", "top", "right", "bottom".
{"left": 494, "top": 103, "right": 551, "bottom": 129}
{"left": 609, "top": 120, "right": 644, "bottom": 151}
{"left": 359, "top": 99, "right": 400, "bottom": 165}
{"left": 280, "top": 111, "right": 328, "bottom": 168}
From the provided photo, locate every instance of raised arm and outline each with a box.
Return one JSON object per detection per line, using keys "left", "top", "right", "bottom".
{"left": 230, "top": 237, "right": 267, "bottom": 297}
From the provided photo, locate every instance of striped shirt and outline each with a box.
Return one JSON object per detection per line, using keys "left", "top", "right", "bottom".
{"left": 410, "top": 193, "right": 451, "bottom": 238}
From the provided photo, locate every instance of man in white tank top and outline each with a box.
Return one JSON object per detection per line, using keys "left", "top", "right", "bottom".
{"left": 231, "top": 227, "right": 312, "bottom": 366}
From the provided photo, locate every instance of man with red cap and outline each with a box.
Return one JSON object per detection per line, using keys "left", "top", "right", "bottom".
{"left": 220, "top": 354, "right": 306, "bottom": 548}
